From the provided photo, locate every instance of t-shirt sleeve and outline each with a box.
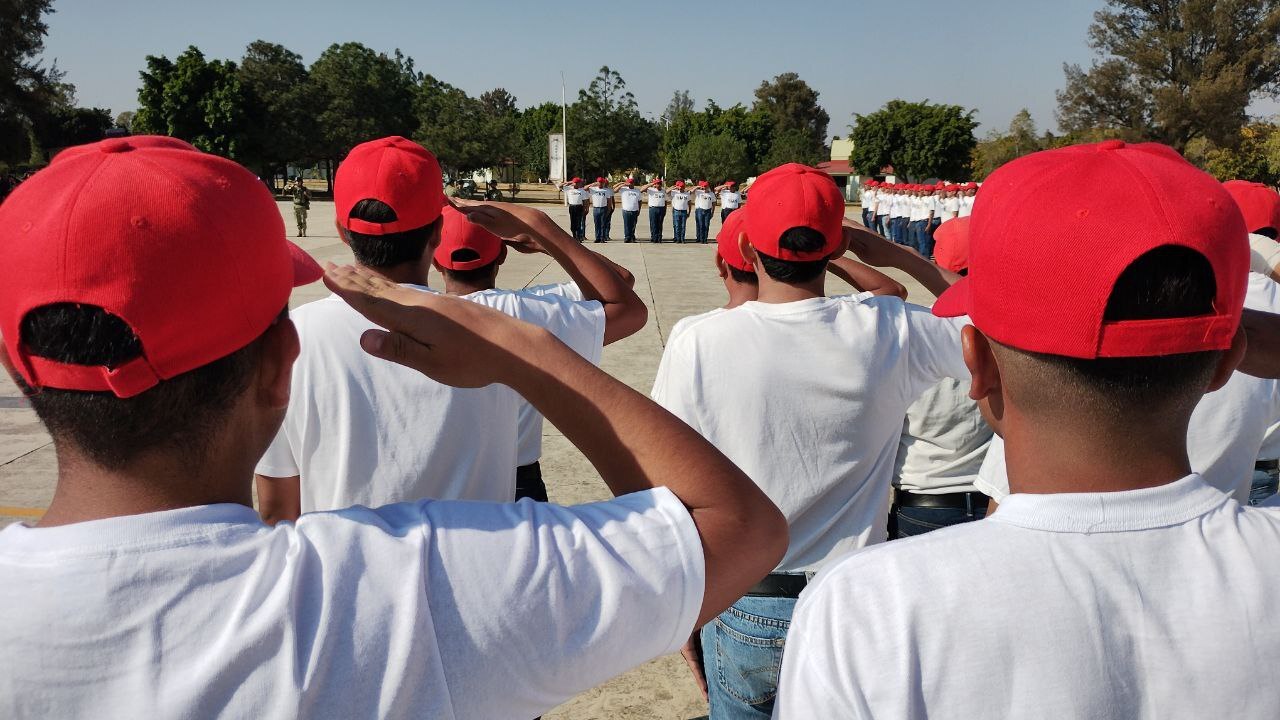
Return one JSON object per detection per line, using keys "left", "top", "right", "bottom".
{"left": 255, "top": 423, "right": 299, "bottom": 477}
{"left": 522, "top": 294, "right": 605, "bottom": 365}
{"left": 420, "top": 488, "right": 705, "bottom": 718}
{"left": 902, "top": 303, "right": 970, "bottom": 401}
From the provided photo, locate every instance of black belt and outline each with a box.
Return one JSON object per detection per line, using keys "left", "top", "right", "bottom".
{"left": 1258, "top": 459, "right": 1280, "bottom": 472}
{"left": 895, "top": 489, "right": 988, "bottom": 510}
{"left": 747, "top": 573, "right": 808, "bottom": 598}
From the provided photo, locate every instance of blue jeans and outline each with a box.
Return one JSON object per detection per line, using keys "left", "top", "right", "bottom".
{"left": 672, "top": 209, "right": 689, "bottom": 242}
{"left": 922, "top": 218, "right": 941, "bottom": 257}
{"left": 875, "top": 214, "right": 888, "bottom": 237}
{"left": 621, "top": 209, "right": 639, "bottom": 241}
{"left": 722, "top": 207, "right": 737, "bottom": 223}
{"left": 891, "top": 503, "right": 987, "bottom": 539}
{"left": 649, "top": 206, "right": 666, "bottom": 242}
{"left": 592, "top": 206, "right": 609, "bottom": 242}
{"left": 695, "top": 208, "right": 713, "bottom": 242}
{"left": 1250, "top": 466, "right": 1279, "bottom": 506}
{"left": 701, "top": 595, "right": 794, "bottom": 719}
{"left": 908, "top": 220, "right": 927, "bottom": 253}
{"left": 568, "top": 205, "right": 586, "bottom": 239}
{"left": 861, "top": 208, "right": 873, "bottom": 228}
{"left": 892, "top": 217, "right": 908, "bottom": 245}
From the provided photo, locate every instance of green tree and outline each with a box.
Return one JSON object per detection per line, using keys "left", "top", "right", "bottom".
{"left": 32, "top": 105, "right": 111, "bottom": 149}
{"left": 850, "top": 100, "right": 978, "bottom": 181}
{"left": 1184, "top": 122, "right": 1280, "bottom": 185}
{"left": 1, "top": 0, "right": 84, "bottom": 164}
{"left": 752, "top": 72, "right": 829, "bottom": 163}
{"left": 237, "top": 40, "right": 320, "bottom": 179}
{"left": 514, "top": 101, "right": 561, "bottom": 181}
{"left": 671, "top": 133, "right": 754, "bottom": 182}
{"left": 308, "top": 43, "right": 419, "bottom": 167}
{"left": 665, "top": 89, "right": 694, "bottom": 118}
{"left": 761, "top": 128, "right": 824, "bottom": 169}
{"left": 971, "top": 109, "right": 1043, "bottom": 180}
{"left": 132, "top": 46, "right": 251, "bottom": 157}
{"left": 567, "top": 66, "right": 658, "bottom": 175}
{"left": 415, "top": 75, "right": 490, "bottom": 175}
{"left": 1057, "top": 0, "right": 1280, "bottom": 150}
{"left": 114, "top": 110, "right": 136, "bottom": 131}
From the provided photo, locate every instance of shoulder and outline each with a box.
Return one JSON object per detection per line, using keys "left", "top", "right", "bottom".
{"left": 668, "top": 308, "right": 726, "bottom": 343}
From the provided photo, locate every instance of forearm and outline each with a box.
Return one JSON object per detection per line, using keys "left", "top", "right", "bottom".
{"left": 827, "top": 257, "right": 907, "bottom": 298}
{"left": 528, "top": 214, "right": 642, "bottom": 311}
{"left": 1239, "top": 309, "right": 1280, "bottom": 379}
{"left": 849, "top": 224, "right": 958, "bottom": 298}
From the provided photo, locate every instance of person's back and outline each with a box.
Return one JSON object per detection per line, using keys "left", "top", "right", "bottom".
{"left": 776, "top": 140, "right": 1280, "bottom": 718}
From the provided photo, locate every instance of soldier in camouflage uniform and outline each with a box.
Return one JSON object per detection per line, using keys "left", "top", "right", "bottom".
{"left": 290, "top": 177, "right": 311, "bottom": 237}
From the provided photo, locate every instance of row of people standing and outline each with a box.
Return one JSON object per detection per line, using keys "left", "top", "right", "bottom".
{"left": 557, "top": 176, "right": 743, "bottom": 243}
{"left": 861, "top": 181, "right": 978, "bottom": 258}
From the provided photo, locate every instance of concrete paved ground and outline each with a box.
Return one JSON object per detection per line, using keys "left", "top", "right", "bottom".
{"left": 0, "top": 200, "right": 926, "bottom": 719}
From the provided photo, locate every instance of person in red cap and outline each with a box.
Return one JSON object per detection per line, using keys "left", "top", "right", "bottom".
{"left": 652, "top": 162, "right": 964, "bottom": 718}
{"left": 0, "top": 135, "right": 789, "bottom": 719}
{"left": 774, "top": 141, "right": 1280, "bottom": 718}
{"left": 669, "top": 180, "right": 692, "bottom": 243}
{"left": 1223, "top": 180, "right": 1280, "bottom": 283}
{"left": 638, "top": 177, "right": 668, "bottom": 242}
{"left": 255, "top": 136, "right": 646, "bottom": 521}
{"left": 586, "top": 176, "right": 615, "bottom": 242}
{"left": 430, "top": 202, "right": 645, "bottom": 501}
{"left": 872, "top": 181, "right": 892, "bottom": 237}
{"left": 715, "top": 180, "right": 742, "bottom": 223}
{"left": 957, "top": 181, "right": 978, "bottom": 217}
{"left": 554, "top": 176, "right": 590, "bottom": 240}
{"left": 612, "top": 176, "right": 643, "bottom": 242}
{"left": 690, "top": 180, "right": 715, "bottom": 243}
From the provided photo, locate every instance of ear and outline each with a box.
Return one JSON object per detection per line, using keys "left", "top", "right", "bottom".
{"left": 963, "top": 325, "right": 1005, "bottom": 431}
{"left": 336, "top": 223, "right": 351, "bottom": 248}
{"left": 0, "top": 339, "right": 31, "bottom": 395}
{"left": 714, "top": 251, "right": 729, "bottom": 279}
{"left": 738, "top": 233, "right": 759, "bottom": 271}
{"left": 496, "top": 245, "right": 509, "bottom": 267}
{"left": 425, "top": 218, "right": 443, "bottom": 251}
{"left": 257, "top": 317, "right": 300, "bottom": 410}
{"left": 1206, "top": 325, "right": 1247, "bottom": 393}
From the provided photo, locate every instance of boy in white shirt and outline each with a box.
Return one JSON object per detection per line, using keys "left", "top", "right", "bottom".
{"left": 255, "top": 137, "right": 646, "bottom": 520}
{"left": 613, "top": 177, "right": 643, "bottom": 242}
{"left": 587, "top": 176, "right": 614, "bottom": 243}
{"left": 692, "top": 180, "right": 716, "bottom": 243}
{"left": 670, "top": 180, "right": 692, "bottom": 243}
{"left": 776, "top": 140, "right": 1280, "bottom": 719}
{"left": 652, "top": 163, "right": 963, "bottom": 719}
{"left": 639, "top": 177, "right": 668, "bottom": 243}
{"left": 715, "top": 180, "right": 742, "bottom": 223}
{"left": 556, "top": 176, "right": 589, "bottom": 240}
{"left": 0, "top": 136, "right": 789, "bottom": 720}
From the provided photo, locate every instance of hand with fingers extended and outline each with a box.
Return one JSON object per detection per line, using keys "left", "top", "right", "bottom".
{"left": 451, "top": 198, "right": 567, "bottom": 250}
{"left": 322, "top": 262, "right": 545, "bottom": 389}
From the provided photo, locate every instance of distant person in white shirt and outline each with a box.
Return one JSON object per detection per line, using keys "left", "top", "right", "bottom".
{"left": 669, "top": 180, "right": 692, "bottom": 243}
{"left": 859, "top": 179, "right": 876, "bottom": 230}
{"left": 957, "top": 181, "right": 978, "bottom": 217}
{"left": 775, "top": 140, "right": 1280, "bottom": 719}
{"left": 613, "top": 177, "right": 643, "bottom": 242}
{"left": 715, "top": 180, "right": 742, "bottom": 223}
{"left": 0, "top": 135, "right": 790, "bottom": 720}
{"left": 254, "top": 138, "right": 646, "bottom": 520}
{"left": 873, "top": 182, "right": 892, "bottom": 238}
{"left": 586, "top": 176, "right": 614, "bottom": 243}
{"left": 555, "top": 176, "right": 589, "bottom": 240}
{"left": 430, "top": 202, "right": 645, "bottom": 501}
{"left": 691, "top": 180, "right": 716, "bottom": 243}
{"left": 652, "top": 163, "right": 964, "bottom": 719}
{"left": 638, "top": 178, "right": 668, "bottom": 243}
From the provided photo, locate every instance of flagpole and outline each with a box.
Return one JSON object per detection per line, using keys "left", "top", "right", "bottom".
{"left": 560, "top": 72, "right": 568, "bottom": 182}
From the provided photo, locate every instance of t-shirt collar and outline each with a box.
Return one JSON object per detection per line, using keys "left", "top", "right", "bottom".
{"left": 992, "top": 474, "right": 1230, "bottom": 533}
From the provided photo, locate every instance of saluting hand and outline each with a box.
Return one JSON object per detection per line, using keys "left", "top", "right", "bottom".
{"left": 451, "top": 198, "right": 559, "bottom": 252}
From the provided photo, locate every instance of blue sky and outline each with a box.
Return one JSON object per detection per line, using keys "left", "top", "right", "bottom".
{"left": 38, "top": 0, "right": 1155, "bottom": 139}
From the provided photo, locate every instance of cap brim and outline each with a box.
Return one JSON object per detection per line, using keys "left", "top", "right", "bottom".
{"left": 288, "top": 242, "right": 324, "bottom": 286}
{"left": 931, "top": 276, "right": 971, "bottom": 318}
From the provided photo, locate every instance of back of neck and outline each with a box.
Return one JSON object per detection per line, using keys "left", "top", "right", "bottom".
{"left": 754, "top": 276, "right": 825, "bottom": 304}
{"left": 361, "top": 261, "right": 428, "bottom": 287}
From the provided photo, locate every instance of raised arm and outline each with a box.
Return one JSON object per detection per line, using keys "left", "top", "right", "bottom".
{"left": 455, "top": 199, "right": 647, "bottom": 343}
{"left": 1239, "top": 308, "right": 1280, "bottom": 379}
{"left": 322, "top": 265, "right": 788, "bottom": 627}
{"left": 827, "top": 256, "right": 908, "bottom": 299}
{"left": 841, "top": 219, "right": 959, "bottom": 298}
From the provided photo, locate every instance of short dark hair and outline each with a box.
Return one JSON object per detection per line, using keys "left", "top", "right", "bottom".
{"left": 999, "top": 245, "right": 1222, "bottom": 419}
{"left": 728, "top": 266, "right": 758, "bottom": 284}
{"left": 18, "top": 303, "right": 280, "bottom": 470}
{"left": 1257, "top": 227, "right": 1278, "bottom": 240}
{"left": 344, "top": 199, "right": 440, "bottom": 268}
{"left": 757, "top": 227, "right": 830, "bottom": 283}
{"left": 440, "top": 247, "right": 500, "bottom": 285}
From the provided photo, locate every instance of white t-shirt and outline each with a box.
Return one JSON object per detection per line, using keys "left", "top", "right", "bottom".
{"left": 619, "top": 187, "right": 641, "bottom": 212}
{"left": 1251, "top": 232, "right": 1280, "bottom": 276}
{"left": 511, "top": 283, "right": 606, "bottom": 465}
{"left": 693, "top": 189, "right": 715, "bottom": 210}
{"left": 647, "top": 188, "right": 667, "bottom": 207}
{"left": 942, "top": 196, "right": 960, "bottom": 220}
{"left": 775, "top": 475, "right": 1280, "bottom": 719}
{"left": 890, "top": 195, "right": 909, "bottom": 219}
{"left": 875, "top": 193, "right": 891, "bottom": 216}
{"left": 257, "top": 287, "right": 523, "bottom": 510}
{"left": 670, "top": 190, "right": 691, "bottom": 211}
{"left": 0, "top": 489, "right": 705, "bottom": 719}
{"left": 909, "top": 196, "right": 929, "bottom": 222}
{"left": 976, "top": 272, "right": 1280, "bottom": 505}
{"left": 652, "top": 295, "right": 969, "bottom": 571}
{"left": 894, "top": 378, "right": 993, "bottom": 494}
{"left": 588, "top": 186, "right": 613, "bottom": 208}
{"left": 720, "top": 191, "right": 741, "bottom": 209}
{"left": 957, "top": 194, "right": 976, "bottom": 217}
{"left": 564, "top": 187, "right": 589, "bottom": 206}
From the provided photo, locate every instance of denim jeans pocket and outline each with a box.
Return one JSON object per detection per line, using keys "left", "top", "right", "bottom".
{"left": 711, "top": 603, "right": 789, "bottom": 706}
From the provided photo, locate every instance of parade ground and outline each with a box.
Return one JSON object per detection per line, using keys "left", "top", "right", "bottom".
{"left": 0, "top": 200, "right": 928, "bottom": 720}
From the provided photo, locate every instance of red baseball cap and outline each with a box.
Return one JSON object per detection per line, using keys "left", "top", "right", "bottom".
{"left": 596, "top": 176, "right": 606, "bottom": 183}
{"left": 336, "top": 136, "right": 443, "bottom": 235}
{"left": 933, "top": 140, "right": 1248, "bottom": 359}
{"left": 435, "top": 206, "right": 502, "bottom": 270}
{"left": 0, "top": 136, "right": 321, "bottom": 398}
{"left": 725, "top": 180, "right": 736, "bottom": 187}
{"left": 1222, "top": 180, "right": 1280, "bottom": 234}
{"left": 653, "top": 178, "right": 663, "bottom": 185}
{"left": 932, "top": 217, "right": 971, "bottom": 273}
{"left": 745, "top": 163, "right": 845, "bottom": 260}
{"left": 675, "top": 180, "right": 686, "bottom": 188}
{"left": 698, "top": 180, "right": 709, "bottom": 188}
{"left": 570, "top": 176, "right": 581, "bottom": 184}
{"left": 716, "top": 207, "right": 753, "bottom": 272}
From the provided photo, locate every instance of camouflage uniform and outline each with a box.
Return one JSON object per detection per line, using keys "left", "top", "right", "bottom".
{"left": 291, "top": 182, "right": 311, "bottom": 237}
